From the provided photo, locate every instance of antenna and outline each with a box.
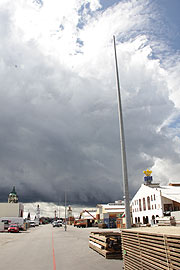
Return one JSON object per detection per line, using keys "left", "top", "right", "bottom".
{"left": 113, "top": 35, "right": 131, "bottom": 229}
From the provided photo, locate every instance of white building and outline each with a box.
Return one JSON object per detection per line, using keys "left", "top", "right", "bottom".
{"left": 131, "top": 181, "right": 180, "bottom": 225}
{"left": 0, "top": 203, "right": 24, "bottom": 218}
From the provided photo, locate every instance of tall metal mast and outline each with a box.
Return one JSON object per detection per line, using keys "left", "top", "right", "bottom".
{"left": 64, "top": 188, "right": 67, "bottom": 231}
{"left": 113, "top": 35, "right": 131, "bottom": 229}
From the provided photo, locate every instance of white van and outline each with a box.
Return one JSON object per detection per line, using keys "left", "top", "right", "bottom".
{"left": 0, "top": 217, "right": 24, "bottom": 230}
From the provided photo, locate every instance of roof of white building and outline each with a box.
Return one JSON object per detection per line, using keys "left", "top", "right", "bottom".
{"left": 132, "top": 183, "right": 180, "bottom": 204}
{"left": 96, "top": 203, "right": 125, "bottom": 214}
{"left": 105, "top": 209, "right": 125, "bottom": 213}
{"left": 158, "top": 186, "right": 180, "bottom": 203}
{"left": 97, "top": 204, "right": 125, "bottom": 209}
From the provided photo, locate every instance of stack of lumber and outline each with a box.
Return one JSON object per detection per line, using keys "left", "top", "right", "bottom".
{"left": 89, "top": 231, "right": 122, "bottom": 259}
{"left": 121, "top": 227, "right": 180, "bottom": 270}
{"left": 157, "top": 216, "right": 176, "bottom": 226}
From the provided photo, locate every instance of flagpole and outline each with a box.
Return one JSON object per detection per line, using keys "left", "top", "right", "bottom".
{"left": 113, "top": 35, "right": 131, "bottom": 229}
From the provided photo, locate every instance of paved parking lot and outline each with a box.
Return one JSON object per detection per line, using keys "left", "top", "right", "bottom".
{"left": 0, "top": 224, "right": 123, "bottom": 270}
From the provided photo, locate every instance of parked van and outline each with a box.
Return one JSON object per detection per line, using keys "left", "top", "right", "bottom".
{"left": 0, "top": 217, "right": 24, "bottom": 230}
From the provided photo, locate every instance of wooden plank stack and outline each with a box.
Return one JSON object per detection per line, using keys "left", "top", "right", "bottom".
{"left": 156, "top": 217, "right": 176, "bottom": 226}
{"left": 121, "top": 229, "right": 180, "bottom": 270}
{"left": 89, "top": 231, "right": 122, "bottom": 259}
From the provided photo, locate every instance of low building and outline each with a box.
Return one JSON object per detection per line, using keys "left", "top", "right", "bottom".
{"left": 96, "top": 201, "right": 126, "bottom": 228}
{"left": 131, "top": 169, "right": 180, "bottom": 225}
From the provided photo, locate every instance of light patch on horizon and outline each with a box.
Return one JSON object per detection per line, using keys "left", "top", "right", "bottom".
{"left": 23, "top": 202, "right": 95, "bottom": 218}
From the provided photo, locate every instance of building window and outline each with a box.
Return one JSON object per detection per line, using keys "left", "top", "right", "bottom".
{"left": 143, "top": 216, "right": 148, "bottom": 224}
{"left": 152, "top": 205, "right": 154, "bottom": 209}
{"left": 137, "top": 200, "right": 138, "bottom": 205}
{"left": 154, "top": 194, "right": 156, "bottom": 200}
{"left": 139, "top": 199, "right": 142, "bottom": 211}
{"left": 135, "top": 217, "right": 137, "bottom": 224}
{"left": 155, "top": 204, "right": 156, "bottom": 209}
{"left": 151, "top": 195, "right": 153, "bottom": 201}
{"left": 143, "top": 198, "right": 146, "bottom": 211}
{"left": 147, "top": 196, "right": 151, "bottom": 210}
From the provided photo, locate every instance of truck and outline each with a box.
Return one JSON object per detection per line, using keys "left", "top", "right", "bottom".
{"left": 0, "top": 217, "right": 24, "bottom": 230}
{"left": 74, "top": 210, "right": 97, "bottom": 228}
{"left": 74, "top": 219, "right": 87, "bottom": 228}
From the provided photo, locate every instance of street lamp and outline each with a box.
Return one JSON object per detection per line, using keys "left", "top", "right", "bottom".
{"left": 64, "top": 189, "right": 67, "bottom": 231}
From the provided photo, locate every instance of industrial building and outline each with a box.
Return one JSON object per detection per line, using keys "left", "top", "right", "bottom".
{"left": 96, "top": 200, "right": 126, "bottom": 228}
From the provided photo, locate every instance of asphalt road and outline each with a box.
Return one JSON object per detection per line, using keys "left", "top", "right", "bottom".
{"left": 0, "top": 224, "right": 123, "bottom": 270}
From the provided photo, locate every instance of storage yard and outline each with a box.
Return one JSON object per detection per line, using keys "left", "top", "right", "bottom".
{"left": 1, "top": 184, "right": 180, "bottom": 269}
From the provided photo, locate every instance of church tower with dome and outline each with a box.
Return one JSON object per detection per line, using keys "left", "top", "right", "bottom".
{"left": 8, "top": 186, "right": 19, "bottom": 203}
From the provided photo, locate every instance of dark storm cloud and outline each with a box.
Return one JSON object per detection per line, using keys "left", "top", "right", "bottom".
{"left": 0, "top": 21, "right": 123, "bottom": 203}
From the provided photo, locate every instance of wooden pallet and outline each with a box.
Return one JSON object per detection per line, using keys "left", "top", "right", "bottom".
{"left": 89, "top": 231, "right": 122, "bottom": 259}
{"left": 122, "top": 229, "right": 180, "bottom": 270}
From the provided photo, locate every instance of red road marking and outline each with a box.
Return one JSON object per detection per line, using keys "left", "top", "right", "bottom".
{"left": 52, "top": 231, "right": 56, "bottom": 270}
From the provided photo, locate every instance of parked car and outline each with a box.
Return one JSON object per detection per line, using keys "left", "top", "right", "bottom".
{"left": 34, "top": 219, "right": 40, "bottom": 226}
{"left": 29, "top": 221, "right": 36, "bottom": 227}
{"left": 57, "top": 220, "right": 62, "bottom": 227}
{"left": 8, "top": 224, "right": 19, "bottom": 233}
{"left": 52, "top": 221, "right": 60, "bottom": 227}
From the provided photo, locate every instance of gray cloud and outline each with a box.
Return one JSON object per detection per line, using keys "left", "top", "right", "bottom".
{"left": 0, "top": 0, "right": 180, "bottom": 205}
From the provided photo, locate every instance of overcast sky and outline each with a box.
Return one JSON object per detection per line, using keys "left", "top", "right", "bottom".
{"left": 0, "top": 0, "right": 180, "bottom": 205}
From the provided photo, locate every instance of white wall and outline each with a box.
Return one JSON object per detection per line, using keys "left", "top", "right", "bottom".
{"left": 0, "top": 203, "right": 24, "bottom": 218}
{"left": 131, "top": 184, "right": 163, "bottom": 224}
{"left": 171, "top": 211, "right": 180, "bottom": 220}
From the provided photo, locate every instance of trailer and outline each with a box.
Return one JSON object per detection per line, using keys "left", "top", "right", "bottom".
{"left": 0, "top": 217, "right": 24, "bottom": 230}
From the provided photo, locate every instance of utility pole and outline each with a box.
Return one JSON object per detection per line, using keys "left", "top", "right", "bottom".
{"left": 113, "top": 35, "right": 131, "bottom": 229}
{"left": 64, "top": 189, "right": 67, "bottom": 231}
{"left": 58, "top": 199, "right": 60, "bottom": 219}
